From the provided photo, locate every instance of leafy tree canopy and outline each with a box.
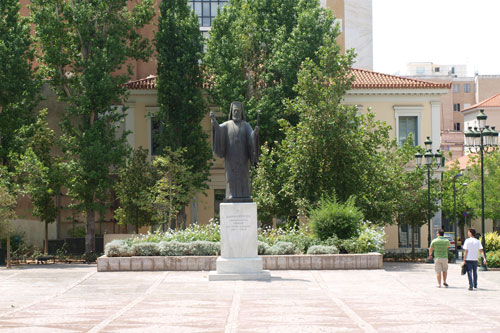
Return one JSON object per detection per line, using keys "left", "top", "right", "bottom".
{"left": 0, "top": 0, "right": 39, "bottom": 167}
{"left": 31, "top": 0, "right": 155, "bottom": 254}
{"left": 253, "top": 41, "right": 415, "bottom": 225}
{"left": 154, "top": 0, "right": 212, "bottom": 216}
{"left": 204, "top": 0, "right": 341, "bottom": 145}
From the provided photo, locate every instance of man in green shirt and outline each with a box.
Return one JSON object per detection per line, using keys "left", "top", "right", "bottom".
{"left": 429, "top": 229, "right": 450, "bottom": 288}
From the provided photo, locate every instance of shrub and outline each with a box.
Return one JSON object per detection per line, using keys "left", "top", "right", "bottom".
{"left": 258, "top": 241, "right": 270, "bottom": 255}
{"left": 133, "top": 221, "right": 221, "bottom": 244}
{"left": 448, "top": 250, "right": 456, "bottom": 263}
{"left": 158, "top": 241, "right": 189, "bottom": 256}
{"left": 68, "top": 226, "right": 86, "bottom": 238}
{"left": 337, "top": 223, "right": 385, "bottom": 254}
{"left": 485, "top": 232, "right": 500, "bottom": 252}
{"left": 258, "top": 225, "right": 316, "bottom": 253}
{"left": 306, "top": 245, "right": 338, "bottom": 255}
{"left": 188, "top": 241, "right": 220, "bottom": 256}
{"left": 130, "top": 242, "right": 160, "bottom": 256}
{"left": 309, "top": 196, "right": 363, "bottom": 241}
{"left": 266, "top": 241, "right": 297, "bottom": 255}
{"left": 486, "top": 251, "right": 500, "bottom": 268}
{"left": 105, "top": 240, "right": 132, "bottom": 257}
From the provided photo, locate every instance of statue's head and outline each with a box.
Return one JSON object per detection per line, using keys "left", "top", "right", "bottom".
{"left": 229, "top": 101, "right": 245, "bottom": 122}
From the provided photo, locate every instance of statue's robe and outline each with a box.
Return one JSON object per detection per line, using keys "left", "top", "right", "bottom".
{"left": 212, "top": 119, "right": 258, "bottom": 201}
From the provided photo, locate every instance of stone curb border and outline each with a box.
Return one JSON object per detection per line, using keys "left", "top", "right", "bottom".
{"left": 97, "top": 253, "right": 383, "bottom": 272}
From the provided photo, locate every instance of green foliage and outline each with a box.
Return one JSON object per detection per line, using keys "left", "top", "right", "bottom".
{"left": 204, "top": 0, "right": 341, "bottom": 145}
{"left": 158, "top": 241, "right": 188, "bottom": 256}
{"left": 486, "top": 251, "right": 500, "bottom": 268}
{"left": 115, "top": 148, "right": 157, "bottom": 231}
{"left": 448, "top": 250, "right": 455, "bottom": 263}
{"left": 152, "top": 148, "right": 197, "bottom": 229}
{"left": 252, "top": 39, "right": 411, "bottom": 225}
{"left": 130, "top": 242, "right": 160, "bottom": 256}
{"left": 464, "top": 152, "right": 500, "bottom": 221}
{"left": 134, "top": 221, "right": 221, "bottom": 243}
{"left": 306, "top": 245, "right": 338, "bottom": 255}
{"left": 441, "top": 160, "right": 471, "bottom": 227}
{"left": 154, "top": 0, "right": 211, "bottom": 211}
{"left": 68, "top": 226, "right": 86, "bottom": 238}
{"left": 0, "top": 0, "right": 39, "bottom": 168}
{"left": 383, "top": 250, "right": 428, "bottom": 262}
{"left": 258, "top": 241, "right": 270, "bottom": 255}
{"left": 339, "top": 222, "right": 385, "bottom": 254}
{"left": 105, "top": 239, "right": 132, "bottom": 257}
{"left": 266, "top": 241, "right": 297, "bottom": 255}
{"left": 309, "top": 197, "right": 363, "bottom": 241}
{"left": 0, "top": 181, "right": 16, "bottom": 236}
{"left": 485, "top": 232, "right": 500, "bottom": 253}
{"left": 15, "top": 110, "right": 62, "bottom": 226}
{"left": 188, "top": 241, "right": 220, "bottom": 256}
{"left": 395, "top": 152, "right": 440, "bottom": 252}
{"left": 31, "top": 0, "right": 155, "bottom": 255}
{"left": 258, "top": 225, "right": 316, "bottom": 253}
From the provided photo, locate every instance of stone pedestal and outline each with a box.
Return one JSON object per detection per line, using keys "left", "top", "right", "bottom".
{"left": 209, "top": 202, "right": 271, "bottom": 281}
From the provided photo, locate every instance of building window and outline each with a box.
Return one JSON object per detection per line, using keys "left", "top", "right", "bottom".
{"left": 188, "top": 0, "right": 228, "bottom": 28}
{"left": 214, "top": 189, "right": 225, "bottom": 218}
{"left": 416, "top": 67, "right": 425, "bottom": 75}
{"left": 434, "top": 67, "right": 440, "bottom": 73}
{"left": 398, "top": 116, "right": 418, "bottom": 146}
{"left": 398, "top": 224, "right": 420, "bottom": 248}
{"left": 451, "top": 67, "right": 455, "bottom": 74}
{"left": 454, "top": 122, "right": 461, "bottom": 131}
{"left": 453, "top": 103, "right": 461, "bottom": 112}
{"left": 464, "top": 83, "right": 471, "bottom": 93}
{"left": 453, "top": 84, "right": 460, "bottom": 93}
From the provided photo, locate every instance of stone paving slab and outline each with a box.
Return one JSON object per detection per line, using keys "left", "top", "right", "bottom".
{"left": 1, "top": 263, "right": 499, "bottom": 332}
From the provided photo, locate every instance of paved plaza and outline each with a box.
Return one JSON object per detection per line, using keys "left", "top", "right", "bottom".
{"left": 0, "top": 262, "right": 499, "bottom": 332}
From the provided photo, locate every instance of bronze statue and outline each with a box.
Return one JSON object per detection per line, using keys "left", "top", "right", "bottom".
{"left": 210, "top": 102, "right": 259, "bottom": 202}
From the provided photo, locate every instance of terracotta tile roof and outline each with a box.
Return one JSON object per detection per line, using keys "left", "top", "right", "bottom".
{"left": 462, "top": 93, "right": 500, "bottom": 112}
{"left": 124, "top": 68, "right": 451, "bottom": 90}
{"left": 350, "top": 68, "right": 451, "bottom": 89}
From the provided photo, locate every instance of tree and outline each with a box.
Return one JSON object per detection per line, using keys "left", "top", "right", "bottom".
{"left": 15, "top": 110, "right": 63, "bottom": 255}
{"left": 442, "top": 159, "right": 471, "bottom": 243}
{"left": 154, "top": 0, "right": 212, "bottom": 227}
{"left": 114, "top": 148, "right": 157, "bottom": 233}
{"left": 253, "top": 41, "right": 410, "bottom": 225}
{"left": 0, "top": 0, "right": 39, "bottom": 167}
{"left": 0, "top": 0, "right": 39, "bottom": 268}
{"left": 204, "top": 0, "right": 342, "bottom": 145}
{"left": 0, "top": 181, "right": 16, "bottom": 269}
{"left": 395, "top": 167, "right": 440, "bottom": 257}
{"left": 31, "top": 0, "right": 155, "bottom": 255}
{"left": 464, "top": 152, "right": 500, "bottom": 224}
{"left": 152, "top": 148, "right": 195, "bottom": 230}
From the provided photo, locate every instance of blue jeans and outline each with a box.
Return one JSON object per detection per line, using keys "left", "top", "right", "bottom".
{"left": 465, "top": 260, "right": 478, "bottom": 288}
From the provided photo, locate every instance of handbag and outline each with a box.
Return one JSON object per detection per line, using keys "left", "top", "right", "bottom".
{"left": 461, "top": 262, "right": 466, "bottom": 275}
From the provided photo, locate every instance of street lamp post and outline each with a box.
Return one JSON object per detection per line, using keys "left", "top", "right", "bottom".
{"left": 464, "top": 110, "right": 499, "bottom": 271}
{"left": 453, "top": 173, "right": 464, "bottom": 261}
{"left": 415, "top": 136, "right": 442, "bottom": 263}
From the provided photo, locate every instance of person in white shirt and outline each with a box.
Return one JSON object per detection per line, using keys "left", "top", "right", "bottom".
{"left": 463, "top": 228, "right": 487, "bottom": 290}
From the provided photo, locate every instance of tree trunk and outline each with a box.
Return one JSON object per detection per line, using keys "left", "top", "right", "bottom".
{"left": 44, "top": 221, "right": 49, "bottom": 255}
{"left": 411, "top": 225, "right": 415, "bottom": 260}
{"left": 177, "top": 206, "right": 186, "bottom": 230}
{"left": 6, "top": 230, "right": 11, "bottom": 269}
{"left": 136, "top": 224, "right": 139, "bottom": 234}
{"left": 85, "top": 208, "right": 95, "bottom": 256}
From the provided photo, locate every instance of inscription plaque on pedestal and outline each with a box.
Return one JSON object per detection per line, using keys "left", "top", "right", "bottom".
{"left": 209, "top": 202, "right": 270, "bottom": 281}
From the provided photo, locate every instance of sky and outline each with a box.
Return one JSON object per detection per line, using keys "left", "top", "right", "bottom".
{"left": 372, "top": 0, "right": 500, "bottom": 76}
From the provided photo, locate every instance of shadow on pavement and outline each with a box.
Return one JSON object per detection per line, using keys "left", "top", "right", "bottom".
{"left": 2, "top": 263, "right": 96, "bottom": 270}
